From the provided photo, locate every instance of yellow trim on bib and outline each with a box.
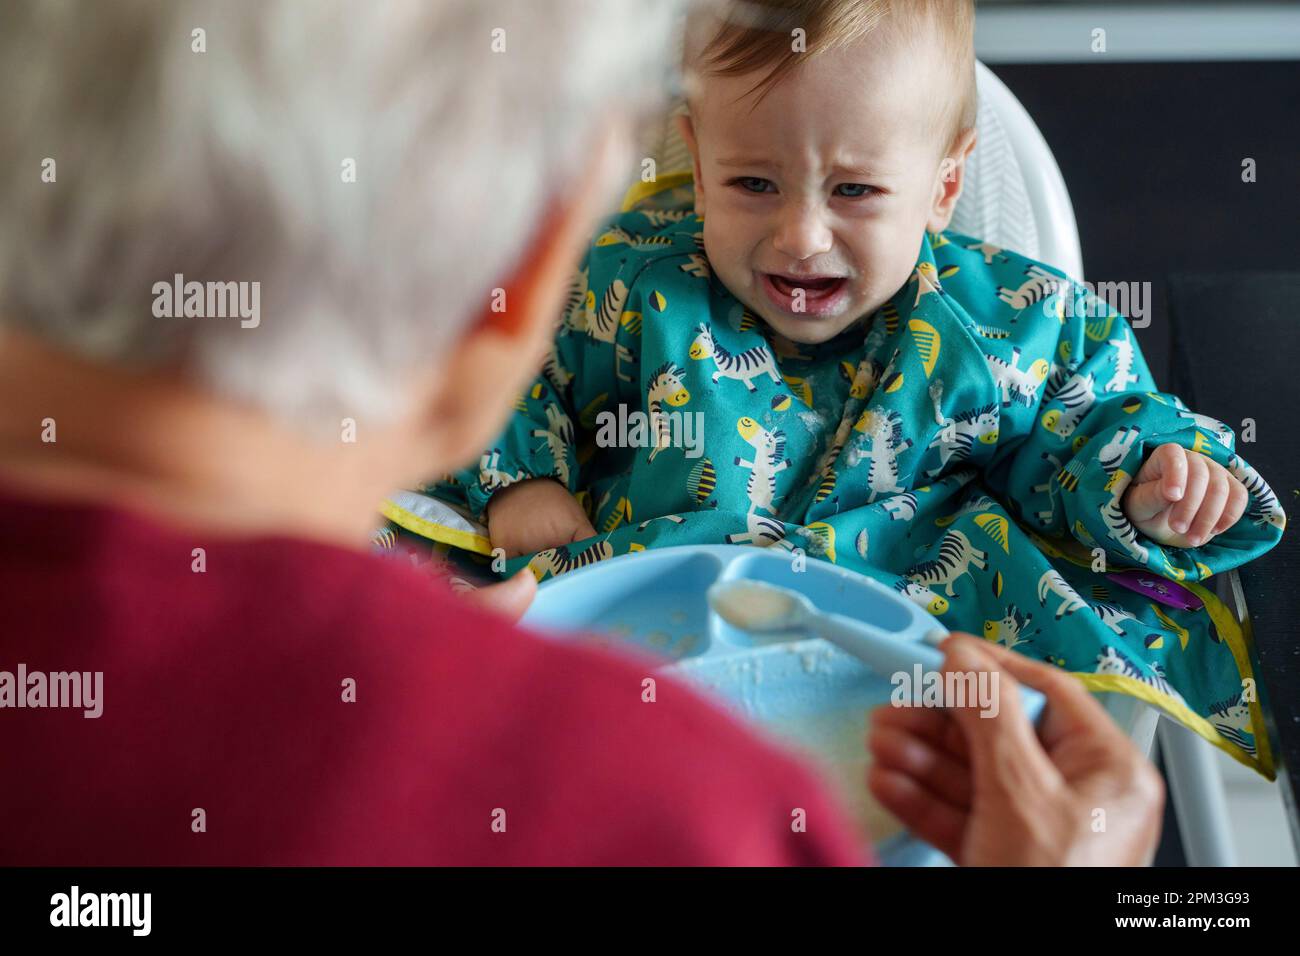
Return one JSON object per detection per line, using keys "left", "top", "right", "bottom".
{"left": 1069, "top": 579, "right": 1273, "bottom": 779}
{"left": 620, "top": 171, "right": 694, "bottom": 213}
{"left": 1184, "top": 579, "right": 1275, "bottom": 778}
{"left": 380, "top": 499, "right": 493, "bottom": 556}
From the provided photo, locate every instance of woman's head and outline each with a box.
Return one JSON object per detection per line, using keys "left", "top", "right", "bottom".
{"left": 0, "top": 0, "right": 680, "bottom": 447}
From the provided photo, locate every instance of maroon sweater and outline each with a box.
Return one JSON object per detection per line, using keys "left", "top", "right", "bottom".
{"left": 0, "top": 489, "right": 865, "bottom": 865}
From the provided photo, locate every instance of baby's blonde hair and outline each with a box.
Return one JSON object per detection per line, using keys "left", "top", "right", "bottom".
{"left": 686, "top": 0, "right": 977, "bottom": 152}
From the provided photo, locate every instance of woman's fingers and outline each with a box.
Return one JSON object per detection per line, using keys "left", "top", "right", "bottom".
{"left": 868, "top": 719, "right": 973, "bottom": 808}
{"left": 939, "top": 637, "right": 1067, "bottom": 801}
{"left": 870, "top": 699, "right": 970, "bottom": 763}
{"left": 950, "top": 634, "right": 1116, "bottom": 749}
{"left": 462, "top": 569, "right": 537, "bottom": 622}
{"left": 867, "top": 764, "right": 968, "bottom": 862}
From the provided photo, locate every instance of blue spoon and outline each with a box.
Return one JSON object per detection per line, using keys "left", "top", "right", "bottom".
{"left": 707, "top": 578, "right": 948, "bottom": 675}
{"left": 707, "top": 578, "right": 1046, "bottom": 720}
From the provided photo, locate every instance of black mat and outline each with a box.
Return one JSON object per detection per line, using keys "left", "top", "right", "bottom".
{"left": 1167, "top": 271, "right": 1300, "bottom": 846}
{"left": 992, "top": 59, "right": 1300, "bottom": 863}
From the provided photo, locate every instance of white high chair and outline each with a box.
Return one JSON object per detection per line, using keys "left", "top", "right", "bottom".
{"left": 639, "top": 60, "right": 1237, "bottom": 867}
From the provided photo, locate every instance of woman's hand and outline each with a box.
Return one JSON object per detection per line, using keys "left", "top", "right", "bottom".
{"left": 867, "top": 633, "right": 1164, "bottom": 866}
{"left": 486, "top": 477, "right": 597, "bottom": 559}
{"left": 457, "top": 569, "right": 538, "bottom": 623}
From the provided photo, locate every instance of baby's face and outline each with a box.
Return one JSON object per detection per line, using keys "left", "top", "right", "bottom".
{"left": 683, "top": 29, "right": 965, "bottom": 345}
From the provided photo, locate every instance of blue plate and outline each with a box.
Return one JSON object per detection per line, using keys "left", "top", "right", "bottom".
{"left": 522, "top": 544, "right": 1044, "bottom": 865}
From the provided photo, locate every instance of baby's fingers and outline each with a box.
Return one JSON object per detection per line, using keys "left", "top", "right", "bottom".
{"left": 1124, "top": 443, "right": 1185, "bottom": 523}
{"left": 1143, "top": 442, "right": 1188, "bottom": 500}
{"left": 1167, "top": 452, "right": 1209, "bottom": 535}
{"left": 1123, "top": 475, "right": 1173, "bottom": 524}
{"left": 567, "top": 515, "right": 598, "bottom": 543}
{"left": 1212, "top": 476, "right": 1249, "bottom": 536}
{"left": 1185, "top": 466, "right": 1229, "bottom": 546}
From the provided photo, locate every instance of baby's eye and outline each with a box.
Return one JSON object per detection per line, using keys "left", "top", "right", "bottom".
{"left": 730, "top": 176, "right": 775, "bottom": 194}
{"left": 834, "top": 183, "right": 878, "bottom": 199}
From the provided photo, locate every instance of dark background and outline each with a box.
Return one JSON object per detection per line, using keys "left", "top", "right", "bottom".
{"left": 990, "top": 60, "right": 1300, "bottom": 385}
{"left": 991, "top": 59, "right": 1300, "bottom": 866}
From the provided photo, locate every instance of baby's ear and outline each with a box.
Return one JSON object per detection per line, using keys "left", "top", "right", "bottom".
{"left": 926, "top": 127, "right": 978, "bottom": 234}
{"left": 675, "top": 112, "right": 706, "bottom": 217}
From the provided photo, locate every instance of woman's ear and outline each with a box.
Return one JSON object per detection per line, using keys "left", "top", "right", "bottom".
{"left": 927, "top": 127, "right": 978, "bottom": 234}
{"left": 675, "top": 112, "right": 706, "bottom": 218}
{"left": 411, "top": 121, "right": 629, "bottom": 474}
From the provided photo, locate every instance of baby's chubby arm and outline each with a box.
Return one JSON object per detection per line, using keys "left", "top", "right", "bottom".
{"left": 1121, "top": 442, "right": 1249, "bottom": 549}
{"left": 486, "top": 478, "right": 596, "bottom": 559}
{"left": 978, "top": 276, "right": 1283, "bottom": 577}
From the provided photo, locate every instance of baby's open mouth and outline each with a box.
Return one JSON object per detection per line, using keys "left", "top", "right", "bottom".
{"left": 767, "top": 274, "right": 845, "bottom": 296}
{"left": 760, "top": 272, "right": 849, "bottom": 316}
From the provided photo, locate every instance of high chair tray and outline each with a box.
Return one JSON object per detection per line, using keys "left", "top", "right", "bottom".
{"left": 521, "top": 544, "right": 1046, "bottom": 865}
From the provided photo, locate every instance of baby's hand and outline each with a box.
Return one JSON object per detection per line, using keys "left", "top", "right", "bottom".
{"left": 486, "top": 478, "right": 597, "bottom": 559}
{"left": 1121, "top": 442, "right": 1248, "bottom": 548}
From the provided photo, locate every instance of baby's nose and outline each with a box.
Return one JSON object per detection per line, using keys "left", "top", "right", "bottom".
{"left": 771, "top": 202, "right": 834, "bottom": 261}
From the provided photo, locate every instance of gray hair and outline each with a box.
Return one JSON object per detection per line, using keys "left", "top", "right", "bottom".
{"left": 0, "top": 0, "right": 683, "bottom": 430}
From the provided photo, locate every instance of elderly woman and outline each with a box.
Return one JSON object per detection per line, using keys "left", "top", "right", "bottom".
{"left": 0, "top": 0, "right": 1160, "bottom": 865}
